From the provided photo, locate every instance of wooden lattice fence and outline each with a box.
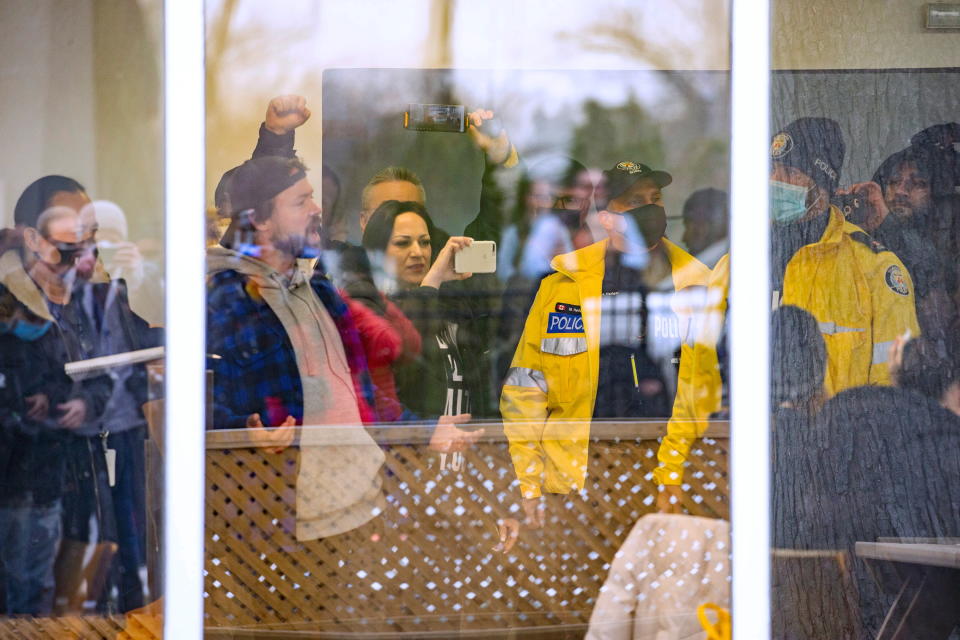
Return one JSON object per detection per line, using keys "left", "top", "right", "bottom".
{"left": 0, "top": 616, "right": 129, "bottom": 639}
{"left": 203, "top": 421, "right": 728, "bottom": 636}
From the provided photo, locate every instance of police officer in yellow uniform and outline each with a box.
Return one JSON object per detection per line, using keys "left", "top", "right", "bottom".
{"left": 500, "top": 162, "right": 710, "bottom": 526}
{"left": 655, "top": 117, "right": 921, "bottom": 511}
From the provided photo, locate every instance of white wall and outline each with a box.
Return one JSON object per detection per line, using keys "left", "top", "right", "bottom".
{"left": 0, "top": 0, "right": 96, "bottom": 227}
{"left": 0, "top": 0, "right": 162, "bottom": 243}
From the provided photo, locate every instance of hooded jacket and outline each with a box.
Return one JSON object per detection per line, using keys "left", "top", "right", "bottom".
{"left": 206, "top": 247, "right": 384, "bottom": 539}
{"left": 500, "top": 238, "right": 708, "bottom": 499}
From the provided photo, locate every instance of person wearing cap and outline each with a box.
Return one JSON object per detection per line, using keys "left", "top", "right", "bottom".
{"left": 500, "top": 160, "right": 709, "bottom": 527}
{"left": 207, "top": 154, "right": 390, "bottom": 541}
{"left": 216, "top": 96, "right": 519, "bottom": 421}
{"left": 206, "top": 155, "right": 479, "bottom": 541}
{"left": 681, "top": 188, "right": 729, "bottom": 268}
{"left": 655, "top": 117, "right": 921, "bottom": 512}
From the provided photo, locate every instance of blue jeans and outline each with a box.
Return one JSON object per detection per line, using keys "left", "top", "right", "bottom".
{"left": 61, "top": 428, "right": 146, "bottom": 613}
{"left": 0, "top": 498, "right": 62, "bottom": 615}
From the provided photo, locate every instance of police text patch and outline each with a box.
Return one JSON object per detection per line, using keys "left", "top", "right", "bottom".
{"left": 546, "top": 312, "right": 584, "bottom": 334}
{"left": 885, "top": 265, "right": 909, "bottom": 296}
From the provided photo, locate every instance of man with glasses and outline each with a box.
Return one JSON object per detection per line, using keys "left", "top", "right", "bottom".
{"left": 6, "top": 175, "right": 159, "bottom": 612}
{"left": 0, "top": 226, "right": 111, "bottom": 615}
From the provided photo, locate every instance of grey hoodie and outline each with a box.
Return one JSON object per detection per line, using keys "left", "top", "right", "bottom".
{"left": 207, "top": 247, "right": 385, "bottom": 540}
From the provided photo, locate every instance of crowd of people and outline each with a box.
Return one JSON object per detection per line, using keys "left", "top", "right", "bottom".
{"left": 0, "top": 179, "right": 161, "bottom": 615}
{"left": 2, "top": 91, "right": 958, "bottom": 636}
{"left": 203, "top": 98, "right": 960, "bottom": 634}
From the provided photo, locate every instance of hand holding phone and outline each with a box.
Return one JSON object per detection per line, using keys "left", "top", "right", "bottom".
{"left": 454, "top": 240, "right": 496, "bottom": 274}
{"left": 421, "top": 237, "right": 476, "bottom": 289}
{"left": 404, "top": 104, "right": 466, "bottom": 133}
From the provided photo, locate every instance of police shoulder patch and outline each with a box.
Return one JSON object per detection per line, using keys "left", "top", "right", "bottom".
{"left": 771, "top": 132, "right": 793, "bottom": 159}
{"left": 850, "top": 231, "right": 886, "bottom": 254}
{"left": 884, "top": 265, "right": 909, "bottom": 296}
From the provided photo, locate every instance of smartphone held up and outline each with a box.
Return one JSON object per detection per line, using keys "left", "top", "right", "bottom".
{"left": 404, "top": 104, "right": 503, "bottom": 137}
{"left": 454, "top": 240, "right": 496, "bottom": 274}
{"left": 404, "top": 104, "right": 467, "bottom": 133}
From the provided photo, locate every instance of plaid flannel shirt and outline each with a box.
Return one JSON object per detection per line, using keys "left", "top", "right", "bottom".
{"left": 206, "top": 267, "right": 377, "bottom": 429}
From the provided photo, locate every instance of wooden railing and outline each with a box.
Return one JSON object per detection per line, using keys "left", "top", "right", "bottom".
{"left": 202, "top": 420, "right": 729, "bottom": 636}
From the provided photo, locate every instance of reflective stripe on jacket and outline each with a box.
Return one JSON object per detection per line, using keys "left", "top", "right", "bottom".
{"left": 502, "top": 238, "right": 708, "bottom": 498}
{"left": 654, "top": 208, "right": 921, "bottom": 485}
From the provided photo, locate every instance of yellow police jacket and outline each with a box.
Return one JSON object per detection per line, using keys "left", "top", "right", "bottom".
{"left": 654, "top": 207, "right": 921, "bottom": 485}
{"left": 501, "top": 238, "right": 709, "bottom": 499}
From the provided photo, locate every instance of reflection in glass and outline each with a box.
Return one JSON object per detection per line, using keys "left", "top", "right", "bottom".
{"left": 768, "top": 52, "right": 960, "bottom": 638}
{"left": 1, "top": 2, "right": 165, "bottom": 635}
{"left": 202, "top": 0, "right": 734, "bottom": 636}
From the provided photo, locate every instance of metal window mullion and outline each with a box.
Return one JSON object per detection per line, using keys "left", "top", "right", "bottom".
{"left": 729, "top": 0, "right": 772, "bottom": 638}
{"left": 163, "top": 0, "right": 206, "bottom": 637}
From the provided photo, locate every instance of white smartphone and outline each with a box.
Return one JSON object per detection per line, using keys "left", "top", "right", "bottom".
{"left": 454, "top": 240, "right": 497, "bottom": 274}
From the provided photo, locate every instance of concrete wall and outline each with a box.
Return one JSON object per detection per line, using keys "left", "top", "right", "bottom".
{"left": 773, "top": 0, "right": 960, "bottom": 69}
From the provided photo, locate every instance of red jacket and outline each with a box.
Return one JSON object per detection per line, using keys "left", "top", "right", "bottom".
{"left": 342, "top": 292, "right": 421, "bottom": 421}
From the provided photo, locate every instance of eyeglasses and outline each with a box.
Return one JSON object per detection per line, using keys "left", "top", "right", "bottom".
{"left": 532, "top": 193, "right": 588, "bottom": 210}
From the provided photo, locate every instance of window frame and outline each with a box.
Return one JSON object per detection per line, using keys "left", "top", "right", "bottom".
{"left": 729, "top": 1, "right": 772, "bottom": 638}
{"left": 163, "top": 1, "right": 206, "bottom": 638}
{"left": 161, "top": 2, "right": 772, "bottom": 636}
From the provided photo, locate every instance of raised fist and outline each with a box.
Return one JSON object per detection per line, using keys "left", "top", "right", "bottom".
{"left": 265, "top": 95, "right": 311, "bottom": 135}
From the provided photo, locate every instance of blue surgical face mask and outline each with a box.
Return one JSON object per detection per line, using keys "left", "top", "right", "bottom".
{"left": 770, "top": 180, "right": 813, "bottom": 224}
{"left": 10, "top": 318, "right": 52, "bottom": 342}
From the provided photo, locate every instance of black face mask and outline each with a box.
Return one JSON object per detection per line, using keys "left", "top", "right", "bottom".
{"left": 47, "top": 239, "right": 97, "bottom": 266}
{"left": 622, "top": 204, "right": 667, "bottom": 248}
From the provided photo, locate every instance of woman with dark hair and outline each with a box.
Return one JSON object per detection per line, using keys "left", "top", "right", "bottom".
{"left": 360, "top": 200, "right": 464, "bottom": 292}
{"left": 336, "top": 242, "right": 423, "bottom": 423}
{"left": 360, "top": 200, "right": 478, "bottom": 421}
{"left": 363, "top": 203, "right": 522, "bottom": 546}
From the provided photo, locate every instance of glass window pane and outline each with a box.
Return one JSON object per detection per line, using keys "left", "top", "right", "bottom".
{"left": 204, "top": 1, "right": 732, "bottom": 636}
{"left": 0, "top": 0, "right": 165, "bottom": 634}
{"left": 770, "top": 2, "right": 960, "bottom": 638}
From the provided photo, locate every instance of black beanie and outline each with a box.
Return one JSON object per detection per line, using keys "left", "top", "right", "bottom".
{"left": 771, "top": 118, "right": 845, "bottom": 195}
{"left": 226, "top": 156, "right": 307, "bottom": 219}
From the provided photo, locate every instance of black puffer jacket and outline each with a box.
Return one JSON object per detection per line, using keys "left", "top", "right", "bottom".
{"left": 0, "top": 323, "right": 111, "bottom": 506}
